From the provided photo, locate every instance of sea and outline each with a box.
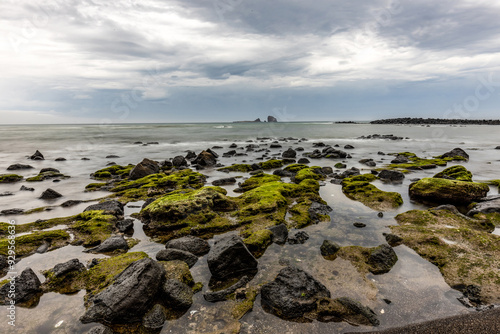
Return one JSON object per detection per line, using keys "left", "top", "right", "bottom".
{"left": 0, "top": 122, "right": 499, "bottom": 333}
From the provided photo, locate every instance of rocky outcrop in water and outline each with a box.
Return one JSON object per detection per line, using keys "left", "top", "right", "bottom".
{"left": 129, "top": 158, "right": 159, "bottom": 180}
{"left": 371, "top": 118, "right": 500, "bottom": 125}
{"left": 207, "top": 235, "right": 258, "bottom": 279}
{"left": 0, "top": 268, "right": 42, "bottom": 305}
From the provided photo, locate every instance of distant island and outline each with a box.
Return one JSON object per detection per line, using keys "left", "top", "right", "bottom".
{"left": 233, "top": 115, "right": 278, "bottom": 123}
{"left": 371, "top": 117, "right": 500, "bottom": 125}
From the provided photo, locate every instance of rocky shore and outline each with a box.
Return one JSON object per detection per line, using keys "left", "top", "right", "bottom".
{"left": 370, "top": 117, "right": 500, "bottom": 125}
{"left": 0, "top": 136, "right": 499, "bottom": 333}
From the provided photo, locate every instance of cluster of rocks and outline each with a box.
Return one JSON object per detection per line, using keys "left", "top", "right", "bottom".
{"left": 357, "top": 134, "right": 407, "bottom": 140}
{"left": 371, "top": 117, "right": 500, "bottom": 125}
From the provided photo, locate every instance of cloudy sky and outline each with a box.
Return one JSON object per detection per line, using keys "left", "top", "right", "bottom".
{"left": 1, "top": 0, "right": 500, "bottom": 124}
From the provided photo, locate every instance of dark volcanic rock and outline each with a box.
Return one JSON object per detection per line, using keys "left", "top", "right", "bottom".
{"left": 0, "top": 268, "right": 42, "bottom": 305}
{"left": 172, "top": 155, "right": 188, "bottom": 167}
{"left": 268, "top": 224, "right": 288, "bottom": 245}
{"left": 129, "top": 158, "right": 159, "bottom": 180}
{"left": 51, "top": 259, "right": 86, "bottom": 277}
{"left": 40, "top": 167, "right": 60, "bottom": 173}
{"left": 20, "top": 185, "right": 35, "bottom": 191}
{"left": 165, "top": 235, "right": 210, "bottom": 256}
{"left": 156, "top": 249, "right": 198, "bottom": 268}
{"left": 61, "top": 200, "right": 83, "bottom": 207}
{"left": 439, "top": 147, "right": 469, "bottom": 161}
{"left": 163, "top": 279, "right": 193, "bottom": 310}
{"left": 384, "top": 233, "right": 403, "bottom": 247}
{"left": 367, "top": 244, "right": 398, "bottom": 275}
{"left": 0, "top": 192, "right": 14, "bottom": 197}
{"left": 193, "top": 150, "right": 217, "bottom": 167}
{"left": 270, "top": 143, "right": 282, "bottom": 149}
{"left": 320, "top": 240, "right": 341, "bottom": 257}
{"left": 39, "top": 188, "right": 62, "bottom": 200}
{"left": 207, "top": 235, "right": 258, "bottom": 279}
{"left": 86, "top": 325, "right": 114, "bottom": 334}
{"left": 336, "top": 297, "right": 380, "bottom": 326}
{"left": 378, "top": 170, "right": 405, "bottom": 182}
{"left": 85, "top": 235, "right": 129, "bottom": 254}
{"left": 0, "top": 255, "right": 7, "bottom": 271}
{"left": 1, "top": 208, "right": 24, "bottom": 215}
{"left": 297, "top": 158, "right": 310, "bottom": 164}
{"left": 359, "top": 159, "right": 376, "bottom": 167}
{"left": 308, "top": 201, "right": 332, "bottom": 222}
{"left": 353, "top": 222, "right": 366, "bottom": 228}
{"left": 142, "top": 304, "right": 166, "bottom": 330}
{"left": 84, "top": 200, "right": 124, "bottom": 216}
{"left": 29, "top": 150, "right": 45, "bottom": 160}
{"left": 55, "top": 157, "right": 66, "bottom": 161}
{"left": 287, "top": 231, "right": 309, "bottom": 244}
{"left": 204, "top": 275, "right": 252, "bottom": 302}
{"left": 390, "top": 155, "right": 409, "bottom": 164}
{"left": 185, "top": 151, "right": 197, "bottom": 160}
{"left": 116, "top": 218, "right": 134, "bottom": 233}
{"left": 267, "top": 115, "right": 278, "bottom": 122}
{"left": 467, "top": 196, "right": 500, "bottom": 216}
{"left": 7, "top": 163, "right": 34, "bottom": 170}
{"left": 282, "top": 148, "right": 297, "bottom": 158}
{"left": 80, "top": 258, "right": 165, "bottom": 324}
{"left": 212, "top": 177, "right": 237, "bottom": 186}
{"left": 261, "top": 266, "right": 330, "bottom": 319}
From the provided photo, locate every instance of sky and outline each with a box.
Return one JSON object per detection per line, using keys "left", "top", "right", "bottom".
{"left": 1, "top": 0, "right": 500, "bottom": 124}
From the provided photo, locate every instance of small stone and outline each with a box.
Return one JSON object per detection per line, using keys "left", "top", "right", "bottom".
{"left": 353, "top": 222, "right": 366, "bottom": 228}
{"left": 39, "top": 188, "right": 62, "bottom": 200}
{"left": 320, "top": 240, "right": 341, "bottom": 257}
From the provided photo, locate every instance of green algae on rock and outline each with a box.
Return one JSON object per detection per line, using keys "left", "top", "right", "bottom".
{"left": 391, "top": 208, "right": 500, "bottom": 304}
{"left": 71, "top": 210, "right": 118, "bottom": 247}
{"left": 26, "top": 171, "right": 70, "bottom": 182}
{"left": 384, "top": 152, "right": 466, "bottom": 171}
{"left": 236, "top": 173, "right": 281, "bottom": 192}
{"left": 434, "top": 165, "right": 473, "bottom": 182}
{"left": 218, "top": 164, "right": 255, "bottom": 173}
{"left": 409, "top": 178, "right": 489, "bottom": 205}
{"left": 342, "top": 174, "right": 403, "bottom": 211}
{"left": 243, "top": 229, "right": 273, "bottom": 257}
{"left": 91, "top": 164, "right": 135, "bottom": 180}
{"left": 0, "top": 174, "right": 23, "bottom": 183}
{"left": 293, "top": 166, "right": 325, "bottom": 183}
{"left": 0, "top": 230, "right": 70, "bottom": 257}
{"left": 335, "top": 244, "right": 398, "bottom": 275}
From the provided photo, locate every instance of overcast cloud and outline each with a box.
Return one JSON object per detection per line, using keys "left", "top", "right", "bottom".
{"left": 1, "top": 0, "right": 500, "bottom": 123}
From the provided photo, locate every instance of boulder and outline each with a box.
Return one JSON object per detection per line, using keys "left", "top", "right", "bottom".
{"left": 467, "top": 196, "right": 500, "bottom": 216}
{"left": 29, "top": 150, "right": 44, "bottom": 160}
{"left": 61, "top": 200, "right": 83, "bottom": 207}
{"left": 129, "top": 158, "right": 159, "bottom": 180}
{"left": 378, "top": 170, "right": 405, "bottom": 182}
{"left": 142, "top": 304, "right": 166, "bottom": 330}
{"left": 282, "top": 148, "right": 296, "bottom": 158}
{"left": 80, "top": 258, "right": 165, "bottom": 324}
{"left": 162, "top": 279, "right": 193, "bottom": 310}
{"left": 85, "top": 235, "right": 129, "bottom": 254}
{"left": 7, "top": 163, "right": 34, "bottom": 170}
{"left": 433, "top": 165, "right": 472, "bottom": 182}
{"left": 359, "top": 159, "right": 376, "bottom": 167}
{"left": 439, "top": 148, "right": 469, "bottom": 161}
{"left": 20, "top": 185, "right": 35, "bottom": 191}
{"left": 84, "top": 200, "right": 124, "bottom": 216}
{"left": 185, "top": 151, "right": 197, "bottom": 160}
{"left": 172, "top": 156, "right": 188, "bottom": 167}
{"left": 165, "top": 235, "right": 210, "bottom": 256}
{"left": 156, "top": 249, "right": 198, "bottom": 268}
{"left": 212, "top": 177, "right": 237, "bottom": 186}
{"left": 268, "top": 224, "right": 288, "bottom": 245}
{"left": 116, "top": 218, "right": 134, "bottom": 233}
{"left": 0, "top": 268, "right": 42, "bottom": 305}
{"left": 51, "top": 259, "right": 86, "bottom": 277}
{"left": 267, "top": 115, "right": 278, "bottom": 122}
{"left": 320, "top": 240, "right": 341, "bottom": 257}
{"left": 40, "top": 167, "right": 60, "bottom": 173}
{"left": 367, "top": 244, "right": 398, "bottom": 274}
{"left": 207, "top": 235, "right": 258, "bottom": 279}
{"left": 261, "top": 266, "right": 330, "bottom": 319}
{"left": 390, "top": 155, "right": 409, "bottom": 164}
{"left": 1, "top": 208, "right": 24, "bottom": 215}
{"left": 55, "top": 157, "right": 66, "bottom": 161}
{"left": 39, "top": 188, "right": 62, "bottom": 200}
{"left": 409, "top": 178, "right": 489, "bottom": 205}
{"left": 193, "top": 150, "right": 217, "bottom": 167}
{"left": 297, "top": 158, "right": 310, "bottom": 164}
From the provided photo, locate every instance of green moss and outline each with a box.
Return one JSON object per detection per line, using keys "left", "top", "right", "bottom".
{"left": 92, "top": 164, "right": 135, "bottom": 179}
{"left": 283, "top": 164, "right": 308, "bottom": 173}
{"left": 244, "top": 229, "right": 273, "bottom": 257}
{"left": 237, "top": 173, "right": 281, "bottom": 192}
{"left": 434, "top": 165, "right": 473, "bottom": 182}
{"left": 93, "top": 171, "right": 112, "bottom": 179}
{"left": 392, "top": 208, "right": 500, "bottom": 304}
{"left": 342, "top": 174, "right": 403, "bottom": 211}
{"left": 160, "top": 260, "right": 195, "bottom": 286}
{"left": 231, "top": 286, "right": 260, "bottom": 319}
{"left": 485, "top": 180, "right": 500, "bottom": 188}
{"left": 26, "top": 171, "right": 69, "bottom": 182}
{"left": 0, "top": 230, "right": 70, "bottom": 256}
{"left": 409, "top": 178, "right": 489, "bottom": 205}
{"left": 385, "top": 152, "right": 463, "bottom": 171}
{"left": 85, "top": 182, "right": 108, "bottom": 191}
{"left": 0, "top": 174, "right": 23, "bottom": 183}
{"left": 334, "top": 163, "right": 346, "bottom": 169}
{"left": 218, "top": 164, "right": 254, "bottom": 173}
{"left": 294, "top": 167, "right": 325, "bottom": 183}
{"left": 259, "top": 159, "right": 284, "bottom": 170}
{"left": 71, "top": 210, "right": 117, "bottom": 247}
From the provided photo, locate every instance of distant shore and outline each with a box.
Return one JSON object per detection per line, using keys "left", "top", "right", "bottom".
{"left": 370, "top": 117, "right": 500, "bottom": 125}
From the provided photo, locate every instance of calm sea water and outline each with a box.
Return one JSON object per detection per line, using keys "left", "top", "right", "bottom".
{"left": 0, "top": 122, "right": 499, "bottom": 333}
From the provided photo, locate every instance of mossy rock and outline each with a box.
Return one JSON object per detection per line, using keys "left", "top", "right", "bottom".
{"left": 294, "top": 167, "right": 325, "bottom": 183}
{"left": 218, "top": 164, "right": 254, "bottom": 173}
{"left": 70, "top": 210, "right": 117, "bottom": 247}
{"left": 0, "top": 174, "right": 23, "bottom": 183}
{"left": 0, "top": 230, "right": 70, "bottom": 257}
{"left": 91, "top": 164, "right": 135, "bottom": 180}
{"left": 392, "top": 208, "right": 500, "bottom": 304}
{"left": 160, "top": 260, "right": 196, "bottom": 287}
{"left": 244, "top": 229, "right": 273, "bottom": 257}
{"left": 336, "top": 244, "right": 398, "bottom": 275}
{"left": 385, "top": 152, "right": 463, "bottom": 171}
{"left": 230, "top": 286, "right": 260, "bottom": 319}
{"left": 0, "top": 215, "right": 75, "bottom": 238}
{"left": 409, "top": 178, "right": 489, "bottom": 205}
{"left": 26, "top": 171, "right": 70, "bottom": 182}
{"left": 434, "top": 165, "right": 473, "bottom": 182}
{"left": 259, "top": 159, "right": 284, "bottom": 170}
{"left": 85, "top": 182, "right": 108, "bottom": 191}
{"left": 237, "top": 173, "right": 281, "bottom": 192}
{"left": 283, "top": 164, "right": 308, "bottom": 174}
{"left": 342, "top": 174, "right": 403, "bottom": 211}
